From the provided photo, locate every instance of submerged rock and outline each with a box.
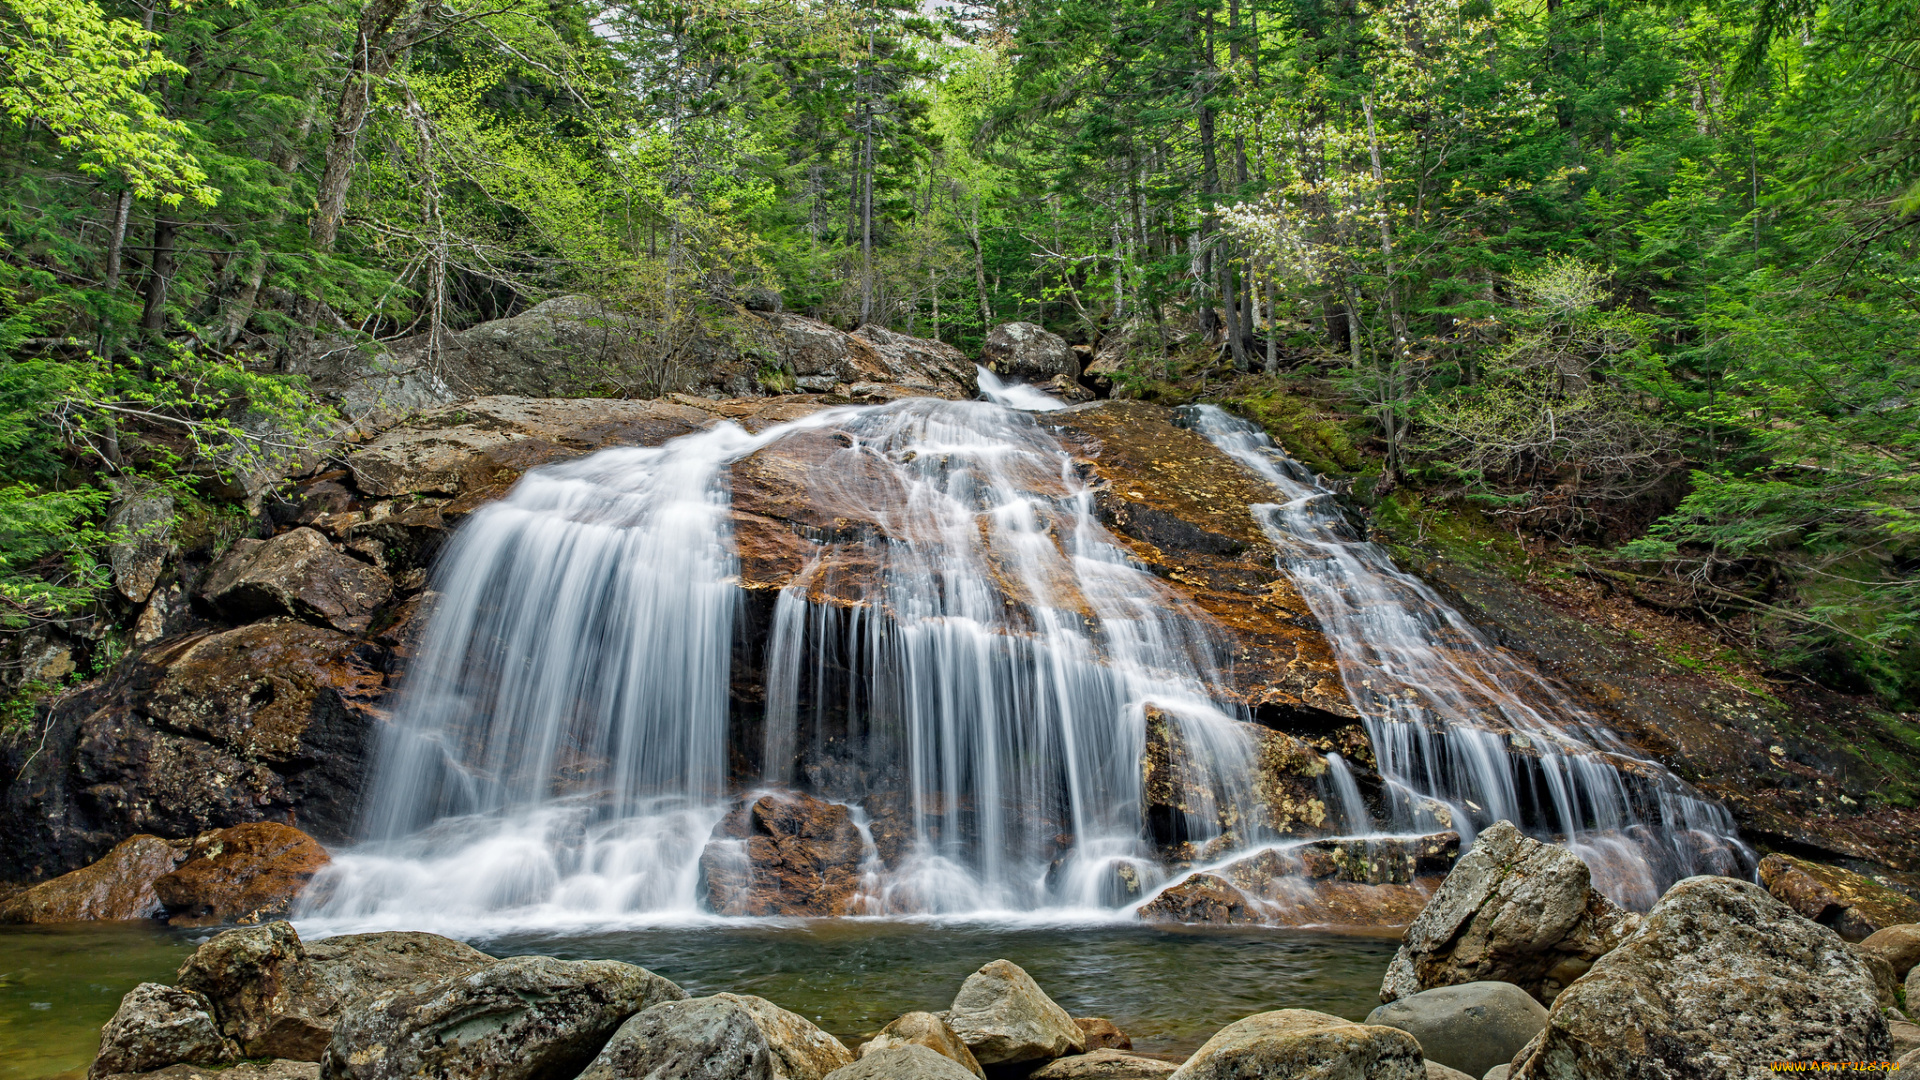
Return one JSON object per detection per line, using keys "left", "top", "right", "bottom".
{"left": 1166, "top": 1010, "right": 1423, "bottom": 1080}
{"left": 321, "top": 954, "right": 684, "bottom": 1080}
{"left": 1029, "top": 1050, "right": 1179, "bottom": 1080}
{"left": 90, "top": 983, "right": 234, "bottom": 1079}
{"left": 699, "top": 790, "right": 866, "bottom": 917}
{"left": 827, "top": 1046, "right": 983, "bottom": 1080}
{"left": 983, "top": 322, "right": 1077, "bottom": 381}
{"left": 1364, "top": 983, "right": 1547, "bottom": 1079}
{"left": 860, "top": 1012, "right": 984, "bottom": 1078}
{"left": 152, "top": 822, "right": 330, "bottom": 926}
{"left": 1508, "top": 876, "right": 1890, "bottom": 1079}
{"left": 200, "top": 528, "right": 392, "bottom": 634}
{"left": 946, "top": 959, "right": 1085, "bottom": 1065}
{"left": 1073, "top": 1018, "right": 1132, "bottom": 1051}
{"left": 576, "top": 993, "right": 854, "bottom": 1080}
{"left": 1379, "top": 822, "right": 1639, "bottom": 1004}
{"left": 176, "top": 920, "right": 496, "bottom": 1060}
{"left": 0, "top": 834, "right": 187, "bottom": 923}
{"left": 1758, "top": 853, "right": 1920, "bottom": 942}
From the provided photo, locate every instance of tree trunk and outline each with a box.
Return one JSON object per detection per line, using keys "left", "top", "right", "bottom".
{"left": 141, "top": 218, "right": 178, "bottom": 333}
{"left": 104, "top": 190, "right": 135, "bottom": 292}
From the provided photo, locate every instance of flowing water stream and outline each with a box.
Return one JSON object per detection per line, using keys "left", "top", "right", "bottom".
{"left": 300, "top": 379, "right": 1746, "bottom": 931}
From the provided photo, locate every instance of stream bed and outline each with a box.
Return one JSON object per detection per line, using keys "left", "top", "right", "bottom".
{"left": 1, "top": 920, "right": 1399, "bottom": 1078}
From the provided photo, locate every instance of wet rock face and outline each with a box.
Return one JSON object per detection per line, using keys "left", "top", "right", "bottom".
{"left": 90, "top": 983, "right": 234, "bottom": 1079}
{"left": 1379, "top": 822, "right": 1639, "bottom": 1005}
{"left": 1140, "top": 835, "right": 1457, "bottom": 930}
{"left": 151, "top": 822, "right": 330, "bottom": 926}
{"left": 983, "top": 322, "right": 1077, "bottom": 382}
{"left": 1758, "top": 852, "right": 1920, "bottom": 942}
{"left": 860, "top": 1012, "right": 984, "bottom": 1078}
{"left": 700, "top": 791, "right": 866, "bottom": 917}
{"left": 1508, "top": 876, "right": 1891, "bottom": 1079}
{"left": 201, "top": 529, "right": 392, "bottom": 634}
{"left": 946, "top": 959, "right": 1085, "bottom": 1066}
{"left": 321, "top": 955, "right": 685, "bottom": 1080}
{"left": 177, "top": 920, "right": 496, "bottom": 1061}
{"left": 576, "top": 993, "right": 855, "bottom": 1080}
{"left": 1167, "top": 1010, "right": 1424, "bottom": 1080}
{"left": 1364, "top": 983, "right": 1548, "bottom": 1080}
{"left": 1141, "top": 710, "right": 1335, "bottom": 858}
{"left": 0, "top": 834, "right": 186, "bottom": 922}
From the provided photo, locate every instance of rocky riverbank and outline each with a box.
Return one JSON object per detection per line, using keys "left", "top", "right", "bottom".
{"left": 77, "top": 824, "right": 1911, "bottom": 1080}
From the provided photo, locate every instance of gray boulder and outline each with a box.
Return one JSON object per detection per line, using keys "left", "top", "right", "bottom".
{"left": 1365, "top": 982, "right": 1547, "bottom": 1079}
{"left": 1166, "top": 1010, "right": 1423, "bottom": 1080}
{"left": 574, "top": 993, "right": 854, "bottom": 1080}
{"left": 321, "top": 954, "right": 684, "bottom": 1080}
{"left": 1380, "top": 822, "right": 1639, "bottom": 1005}
{"left": 90, "top": 983, "right": 234, "bottom": 1079}
{"left": 1425, "top": 1064, "right": 1475, "bottom": 1080}
{"left": 1482, "top": 1068, "right": 1509, "bottom": 1080}
{"left": 983, "top": 322, "right": 1077, "bottom": 381}
{"left": 107, "top": 480, "right": 175, "bottom": 604}
{"left": 1894, "top": 1020, "right": 1920, "bottom": 1057}
{"left": 1849, "top": 943, "right": 1901, "bottom": 1015}
{"left": 860, "top": 1011, "right": 984, "bottom": 1078}
{"left": 1864, "top": 923, "right": 1920, "bottom": 980}
{"left": 1028, "top": 1050, "right": 1179, "bottom": 1080}
{"left": 1509, "top": 876, "right": 1891, "bottom": 1079}
{"left": 178, "top": 921, "right": 497, "bottom": 1060}
{"left": 826, "top": 1046, "right": 983, "bottom": 1080}
{"left": 946, "top": 959, "right": 1085, "bottom": 1065}
{"left": 200, "top": 528, "right": 392, "bottom": 634}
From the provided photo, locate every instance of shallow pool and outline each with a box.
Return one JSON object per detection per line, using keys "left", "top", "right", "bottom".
{"left": 0, "top": 922, "right": 197, "bottom": 1080}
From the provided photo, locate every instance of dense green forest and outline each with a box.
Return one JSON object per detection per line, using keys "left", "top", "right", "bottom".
{"left": 0, "top": 0, "right": 1914, "bottom": 706}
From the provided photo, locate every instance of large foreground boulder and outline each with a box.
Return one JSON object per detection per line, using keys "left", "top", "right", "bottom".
{"left": 827, "top": 1046, "right": 983, "bottom": 1080}
{"left": 200, "top": 528, "right": 392, "bottom": 634}
{"left": 700, "top": 791, "right": 866, "bottom": 917}
{"left": 1167, "top": 1010, "right": 1423, "bottom": 1080}
{"left": 1364, "top": 983, "right": 1546, "bottom": 1079}
{"left": 1508, "top": 876, "right": 1891, "bottom": 1079}
{"left": 151, "top": 822, "right": 330, "bottom": 926}
{"left": 321, "top": 954, "right": 684, "bottom": 1080}
{"left": 575, "top": 993, "right": 853, "bottom": 1080}
{"left": 0, "top": 834, "right": 187, "bottom": 922}
{"left": 1758, "top": 853, "right": 1920, "bottom": 942}
{"left": 91, "top": 983, "right": 235, "bottom": 1078}
{"left": 1380, "top": 822, "right": 1639, "bottom": 1004}
{"left": 860, "top": 1012, "right": 984, "bottom": 1078}
{"left": 946, "top": 959, "right": 1085, "bottom": 1065}
{"left": 177, "top": 920, "right": 496, "bottom": 1060}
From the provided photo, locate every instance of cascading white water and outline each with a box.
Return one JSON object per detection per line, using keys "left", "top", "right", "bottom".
{"left": 1181, "top": 405, "right": 1749, "bottom": 907}
{"left": 303, "top": 393, "right": 1273, "bottom": 927}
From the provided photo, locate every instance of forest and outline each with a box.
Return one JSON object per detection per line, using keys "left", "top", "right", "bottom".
{"left": 0, "top": 0, "right": 1914, "bottom": 709}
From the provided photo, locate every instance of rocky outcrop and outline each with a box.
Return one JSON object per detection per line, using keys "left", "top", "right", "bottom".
{"left": 91, "top": 983, "right": 234, "bottom": 1078}
{"left": 0, "top": 834, "right": 186, "bottom": 922}
{"left": 1508, "top": 876, "right": 1891, "bottom": 1079}
{"left": 1758, "top": 852, "right": 1920, "bottom": 942}
{"left": 946, "top": 959, "right": 1085, "bottom": 1066}
{"left": 860, "top": 1012, "right": 984, "bottom": 1078}
{"left": 1379, "top": 822, "right": 1639, "bottom": 1005}
{"left": 200, "top": 529, "right": 392, "bottom": 634}
{"left": 176, "top": 920, "right": 495, "bottom": 1060}
{"left": 827, "top": 1046, "right": 983, "bottom": 1080}
{"left": 983, "top": 322, "right": 1076, "bottom": 381}
{"left": 1862, "top": 923, "right": 1920, "bottom": 979}
{"left": 700, "top": 791, "right": 866, "bottom": 917}
{"left": 1364, "top": 983, "right": 1547, "bottom": 1079}
{"left": 152, "top": 823, "right": 329, "bottom": 926}
{"left": 1030, "top": 1050, "right": 1179, "bottom": 1080}
{"left": 1140, "top": 834, "right": 1457, "bottom": 930}
{"left": 1166, "top": 1010, "right": 1423, "bottom": 1080}
{"left": 321, "top": 955, "right": 684, "bottom": 1080}
{"left": 575, "top": 993, "right": 854, "bottom": 1080}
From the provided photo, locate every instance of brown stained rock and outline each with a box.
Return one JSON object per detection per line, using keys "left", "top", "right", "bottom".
{"left": 1072, "top": 1018, "right": 1132, "bottom": 1052}
{"left": 982, "top": 322, "right": 1077, "bottom": 381}
{"left": 0, "top": 834, "right": 187, "bottom": 922}
{"left": 347, "top": 396, "right": 714, "bottom": 499}
{"left": 1030, "top": 1050, "right": 1179, "bottom": 1080}
{"left": 1862, "top": 923, "right": 1920, "bottom": 980}
{"left": 152, "top": 823, "right": 330, "bottom": 926}
{"left": 1136, "top": 874, "right": 1260, "bottom": 926}
{"left": 1166, "top": 1010, "right": 1424, "bottom": 1080}
{"left": 1053, "top": 402, "right": 1350, "bottom": 716}
{"left": 1758, "top": 853, "right": 1920, "bottom": 942}
{"left": 1138, "top": 841, "right": 1453, "bottom": 931}
{"left": 699, "top": 791, "right": 866, "bottom": 917}
{"left": 1508, "top": 877, "right": 1890, "bottom": 1079}
{"left": 89, "top": 983, "right": 236, "bottom": 1079}
{"left": 1379, "top": 822, "right": 1640, "bottom": 1005}
{"left": 176, "top": 920, "right": 497, "bottom": 1061}
{"left": 200, "top": 528, "right": 391, "bottom": 634}
{"left": 861, "top": 1012, "right": 986, "bottom": 1078}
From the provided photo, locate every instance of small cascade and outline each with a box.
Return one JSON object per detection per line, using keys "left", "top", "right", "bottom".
{"left": 1181, "top": 405, "right": 1750, "bottom": 907}
{"left": 975, "top": 365, "right": 1069, "bottom": 411}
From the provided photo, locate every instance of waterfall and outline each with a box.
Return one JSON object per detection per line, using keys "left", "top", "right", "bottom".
{"left": 304, "top": 396, "right": 1264, "bottom": 926}
{"left": 1181, "top": 405, "right": 1750, "bottom": 907}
